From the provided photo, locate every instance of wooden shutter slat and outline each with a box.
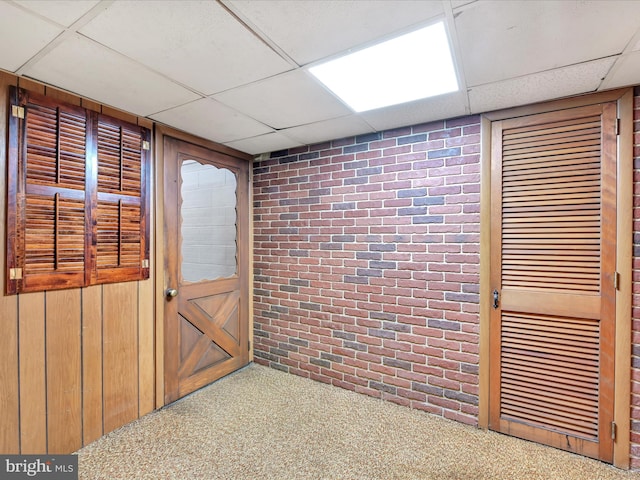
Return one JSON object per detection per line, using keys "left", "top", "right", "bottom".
{"left": 503, "top": 131, "right": 601, "bottom": 153}
{"left": 501, "top": 113, "right": 602, "bottom": 294}
{"left": 502, "top": 115, "right": 601, "bottom": 137}
{"left": 6, "top": 86, "right": 150, "bottom": 294}
{"left": 26, "top": 103, "right": 86, "bottom": 191}
{"left": 93, "top": 114, "right": 148, "bottom": 284}
{"left": 499, "top": 310, "right": 600, "bottom": 439}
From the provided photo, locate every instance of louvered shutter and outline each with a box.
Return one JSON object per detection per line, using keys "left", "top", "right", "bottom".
{"left": 6, "top": 87, "right": 150, "bottom": 294}
{"left": 489, "top": 103, "right": 616, "bottom": 461}
{"left": 6, "top": 87, "right": 89, "bottom": 293}
{"left": 92, "top": 114, "right": 150, "bottom": 284}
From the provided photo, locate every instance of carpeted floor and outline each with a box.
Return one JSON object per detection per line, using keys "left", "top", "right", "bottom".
{"left": 78, "top": 363, "right": 640, "bottom": 479}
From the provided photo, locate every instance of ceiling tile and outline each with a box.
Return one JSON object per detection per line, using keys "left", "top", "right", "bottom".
{"left": 456, "top": 0, "right": 640, "bottom": 87}
{"left": 0, "top": 2, "right": 62, "bottom": 72}
{"left": 600, "top": 51, "right": 640, "bottom": 90}
{"left": 80, "top": 0, "right": 292, "bottom": 95}
{"left": 151, "top": 98, "right": 274, "bottom": 144}
{"left": 224, "top": 132, "right": 303, "bottom": 156}
{"left": 13, "top": 0, "right": 100, "bottom": 27}
{"left": 451, "top": 0, "right": 477, "bottom": 9}
{"left": 468, "top": 57, "right": 616, "bottom": 114}
{"left": 227, "top": 0, "right": 444, "bottom": 65}
{"left": 23, "top": 35, "right": 199, "bottom": 116}
{"left": 214, "top": 70, "right": 352, "bottom": 129}
{"left": 360, "top": 91, "right": 469, "bottom": 131}
{"left": 281, "top": 115, "right": 375, "bottom": 145}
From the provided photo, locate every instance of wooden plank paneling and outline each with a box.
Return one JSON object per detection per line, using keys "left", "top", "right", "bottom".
{"left": 139, "top": 279, "right": 155, "bottom": 416}
{"left": 103, "top": 282, "right": 139, "bottom": 433}
{"left": 82, "top": 285, "right": 103, "bottom": 445}
{"left": 17, "top": 77, "right": 45, "bottom": 95}
{"left": 0, "top": 70, "right": 20, "bottom": 454}
{"left": 44, "top": 87, "right": 81, "bottom": 106}
{"left": 0, "top": 73, "right": 158, "bottom": 455}
{"left": 18, "top": 293, "right": 46, "bottom": 454}
{"left": 101, "top": 105, "right": 137, "bottom": 124}
{"left": 81, "top": 98, "right": 101, "bottom": 113}
{"left": 46, "top": 289, "right": 82, "bottom": 453}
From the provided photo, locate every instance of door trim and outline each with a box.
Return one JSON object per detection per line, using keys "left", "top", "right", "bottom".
{"left": 154, "top": 125, "right": 254, "bottom": 410}
{"left": 478, "top": 88, "right": 633, "bottom": 469}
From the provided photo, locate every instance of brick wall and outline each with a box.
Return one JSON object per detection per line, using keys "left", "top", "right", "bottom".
{"left": 253, "top": 116, "right": 482, "bottom": 425}
{"left": 254, "top": 88, "right": 640, "bottom": 466}
{"left": 631, "top": 86, "right": 640, "bottom": 469}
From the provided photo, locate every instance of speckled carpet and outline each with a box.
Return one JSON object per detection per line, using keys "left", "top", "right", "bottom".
{"left": 77, "top": 363, "right": 640, "bottom": 479}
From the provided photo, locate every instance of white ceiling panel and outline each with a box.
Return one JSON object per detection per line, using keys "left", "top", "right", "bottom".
{"left": 361, "top": 91, "right": 469, "bottom": 132}
{"left": 226, "top": 0, "right": 444, "bottom": 65}
{"left": 224, "top": 132, "right": 303, "bottom": 156}
{"left": 281, "top": 115, "right": 375, "bottom": 145}
{"left": 600, "top": 51, "right": 640, "bottom": 90}
{"left": 0, "top": 2, "right": 62, "bottom": 72}
{"left": 1, "top": 0, "right": 639, "bottom": 156}
{"left": 214, "top": 70, "right": 352, "bottom": 129}
{"left": 13, "top": 0, "right": 100, "bottom": 27}
{"left": 23, "top": 34, "right": 199, "bottom": 116}
{"left": 80, "top": 0, "right": 292, "bottom": 96}
{"left": 469, "top": 57, "right": 616, "bottom": 114}
{"left": 456, "top": 0, "right": 640, "bottom": 87}
{"left": 451, "top": 0, "right": 477, "bottom": 8}
{"left": 151, "top": 98, "right": 273, "bottom": 144}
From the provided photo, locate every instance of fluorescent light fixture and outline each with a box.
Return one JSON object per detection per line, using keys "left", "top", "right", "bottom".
{"left": 309, "top": 21, "right": 459, "bottom": 112}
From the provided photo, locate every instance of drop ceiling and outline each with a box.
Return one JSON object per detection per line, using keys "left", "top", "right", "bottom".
{"left": 1, "top": 0, "right": 640, "bottom": 155}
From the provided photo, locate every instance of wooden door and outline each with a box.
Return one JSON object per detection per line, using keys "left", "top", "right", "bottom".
{"left": 489, "top": 102, "right": 617, "bottom": 462}
{"left": 163, "top": 136, "right": 249, "bottom": 403}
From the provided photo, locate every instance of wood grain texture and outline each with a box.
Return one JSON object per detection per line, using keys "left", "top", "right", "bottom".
{"left": 100, "top": 105, "right": 137, "bottom": 124}
{"left": 154, "top": 128, "right": 166, "bottom": 409}
{"left": 139, "top": 279, "right": 155, "bottom": 416}
{"left": 17, "top": 77, "right": 45, "bottom": 95}
{"left": 478, "top": 115, "right": 492, "bottom": 429}
{"left": 46, "top": 289, "right": 82, "bottom": 453}
{"left": 0, "top": 70, "right": 20, "bottom": 454}
{"left": 163, "top": 136, "right": 249, "bottom": 403}
{"left": 44, "top": 87, "right": 81, "bottom": 106}
{"left": 18, "top": 293, "right": 46, "bottom": 454}
{"left": 82, "top": 285, "right": 103, "bottom": 445}
{"left": 81, "top": 98, "right": 101, "bottom": 113}
{"left": 103, "top": 282, "right": 139, "bottom": 434}
{"left": 613, "top": 89, "right": 634, "bottom": 469}
{"left": 489, "top": 101, "right": 618, "bottom": 463}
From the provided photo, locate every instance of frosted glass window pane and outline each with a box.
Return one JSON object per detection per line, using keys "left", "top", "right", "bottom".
{"left": 180, "top": 159, "right": 237, "bottom": 282}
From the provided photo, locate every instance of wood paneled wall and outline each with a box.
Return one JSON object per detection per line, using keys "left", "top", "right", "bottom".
{"left": 0, "top": 71, "right": 155, "bottom": 454}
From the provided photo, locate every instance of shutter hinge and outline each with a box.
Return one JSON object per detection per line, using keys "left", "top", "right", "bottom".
{"left": 615, "top": 118, "right": 620, "bottom": 136}
{"left": 11, "top": 105, "right": 24, "bottom": 119}
{"left": 612, "top": 421, "right": 617, "bottom": 441}
{"left": 9, "top": 268, "right": 23, "bottom": 280}
{"left": 142, "top": 140, "right": 150, "bottom": 151}
{"left": 142, "top": 259, "right": 149, "bottom": 268}
{"left": 614, "top": 271, "right": 620, "bottom": 290}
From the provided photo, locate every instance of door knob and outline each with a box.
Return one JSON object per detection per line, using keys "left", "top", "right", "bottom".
{"left": 166, "top": 288, "right": 178, "bottom": 298}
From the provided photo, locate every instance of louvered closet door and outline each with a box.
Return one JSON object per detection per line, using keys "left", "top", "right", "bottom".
{"left": 489, "top": 103, "right": 617, "bottom": 462}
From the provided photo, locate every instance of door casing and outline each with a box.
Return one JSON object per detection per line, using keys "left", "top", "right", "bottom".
{"left": 479, "top": 88, "right": 633, "bottom": 469}
{"left": 154, "top": 125, "right": 254, "bottom": 408}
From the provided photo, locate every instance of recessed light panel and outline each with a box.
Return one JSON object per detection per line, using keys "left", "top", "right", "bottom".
{"left": 309, "top": 21, "right": 459, "bottom": 112}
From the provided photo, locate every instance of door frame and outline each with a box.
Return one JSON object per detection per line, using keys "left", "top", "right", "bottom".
{"left": 154, "top": 125, "right": 254, "bottom": 409}
{"left": 478, "top": 88, "right": 633, "bottom": 469}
